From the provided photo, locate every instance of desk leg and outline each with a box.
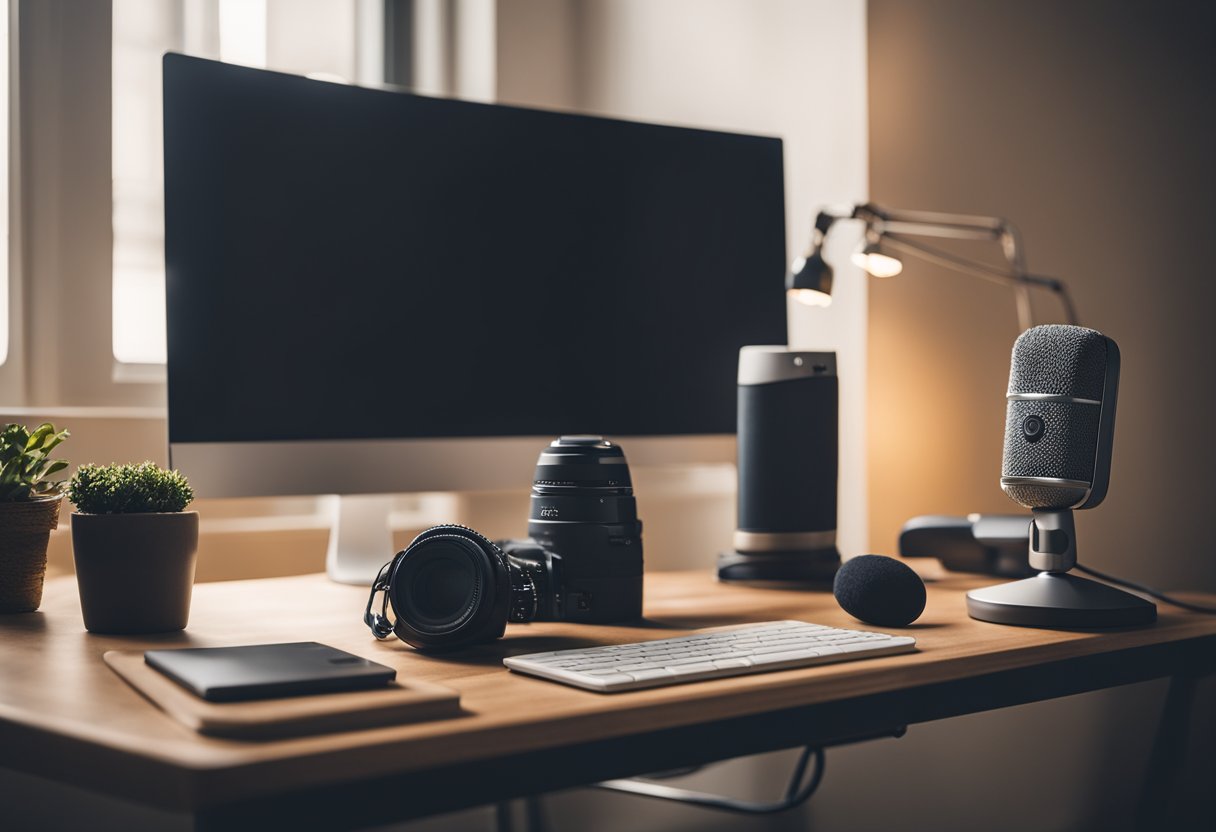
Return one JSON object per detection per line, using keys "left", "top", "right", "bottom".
{"left": 1135, "top": 673, "right": 1198, "bottom": 831}
{"left": 525, "top": 796, "right": 548, "bottom": 832}
{"left": 495, "top": 801, "right": 514, "bottom": 832}
{"left": 495, "top": 797, "right": 547, "bottom": 832}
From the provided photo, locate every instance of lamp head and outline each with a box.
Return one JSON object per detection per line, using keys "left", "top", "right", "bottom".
{"left": 787, "top": 249, "right": 833, "bottom": 307}
{"left": 851, "top": 236, "right": 903, "bottom": 278}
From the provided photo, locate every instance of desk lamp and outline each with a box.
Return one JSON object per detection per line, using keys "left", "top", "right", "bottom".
{"left": 786, "top": 202, "right": 1077, "bottom": 329}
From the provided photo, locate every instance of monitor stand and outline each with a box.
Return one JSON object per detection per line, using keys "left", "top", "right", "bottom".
{"left": 325, "top": 495, "right": 395, "bottom": 585}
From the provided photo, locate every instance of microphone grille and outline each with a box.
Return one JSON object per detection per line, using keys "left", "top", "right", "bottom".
{"left": 1008, "top": 325, "right": 1109, "bottom": 399}
{"left": 1001, "top": 324, "right": 1118, "bottom": 511}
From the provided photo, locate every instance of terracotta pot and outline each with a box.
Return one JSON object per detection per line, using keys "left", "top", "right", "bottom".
{"left": 0, "top": 495, "right": 62, "bottom": 613}
{"left": 71, "top": 511, "right": 199, "bottom": 634}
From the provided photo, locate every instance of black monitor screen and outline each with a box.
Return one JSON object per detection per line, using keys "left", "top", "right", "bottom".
{"left": 164, "top": 55, "right": 787, "bottom": 443}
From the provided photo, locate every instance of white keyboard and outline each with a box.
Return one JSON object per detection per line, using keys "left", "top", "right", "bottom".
{"left": 503, "top": 620, "right": 917, "bottom": 693}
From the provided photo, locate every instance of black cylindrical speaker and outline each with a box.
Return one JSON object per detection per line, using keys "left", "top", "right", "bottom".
{"left": 1001, "top": 325, "right": 1120, "bottom": 511}
{"left": 718, "top": 346, "right": 841, "bottom": 582}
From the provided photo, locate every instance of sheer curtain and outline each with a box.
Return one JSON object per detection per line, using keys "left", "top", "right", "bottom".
{"left": 110, "top": 0, "right": 384, "bottom": 365}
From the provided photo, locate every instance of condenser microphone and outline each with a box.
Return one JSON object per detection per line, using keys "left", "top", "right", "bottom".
{"left": 967, "top": 325, "right": 1155, "bottom": 628}
{"left": 999, "top": 324, "right": 1119, "bottom": 513}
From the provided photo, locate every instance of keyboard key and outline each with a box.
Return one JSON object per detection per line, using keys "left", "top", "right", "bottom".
{"left": 750, "top": 648, "right": 828, "bottom": 665}
{"left": 586, "top": 673, "right": 634, "bottom": 686}
{"left": 627, "top": 668, "right": 677, "bottom": 682}
{"left": 668, "top": 662, "right": 718, "bottom": 676}
{"left": 713, "top": 658, "right": 753, "bottom": 669}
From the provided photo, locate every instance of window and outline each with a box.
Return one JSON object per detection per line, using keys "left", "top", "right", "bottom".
{"left": 110, "top": 0, "right": 382, "bottom": 365}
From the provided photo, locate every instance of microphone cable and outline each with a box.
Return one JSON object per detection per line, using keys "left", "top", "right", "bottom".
{"left": 1073, "top": 563, "right": 1216, "bottom": 614}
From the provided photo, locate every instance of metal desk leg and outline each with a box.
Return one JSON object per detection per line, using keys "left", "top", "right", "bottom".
{"left": 1135, "top": 673, "right": 1199, "bottom": 831}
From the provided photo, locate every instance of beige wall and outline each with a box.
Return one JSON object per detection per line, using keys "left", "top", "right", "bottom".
{"left": 857, "top": 3, "right": 1215, "bottom": 831}
{"left": 867, "top": 0, "right": 1216, "bottom": 596}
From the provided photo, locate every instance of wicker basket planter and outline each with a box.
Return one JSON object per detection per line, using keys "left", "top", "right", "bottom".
{"left": 0, "top": 495, "right": 62, "bottom": 613}
{"left": 71, "top": 511, "right": 199, "bottom": 634}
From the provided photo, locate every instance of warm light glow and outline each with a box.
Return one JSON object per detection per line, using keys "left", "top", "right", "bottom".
{"left": 789, "top": 288, "right": 832, "bottom": 308}
{"left": 851, "top": 249, "right": 903, "bottom": 278}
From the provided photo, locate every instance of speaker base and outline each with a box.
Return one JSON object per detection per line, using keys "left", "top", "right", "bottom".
{"left": 966, "top": 572, "right": 1156, "bottom": 628}
{"left": 716, "top": 548, "right": 841, "bottom": 585}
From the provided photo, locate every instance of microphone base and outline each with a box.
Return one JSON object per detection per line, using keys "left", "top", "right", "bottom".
{"left": 716, "top": 548, "right": 841, "bottom": 586}
{"left": 967, "top": 572, "right": 1156, "bottom": 628}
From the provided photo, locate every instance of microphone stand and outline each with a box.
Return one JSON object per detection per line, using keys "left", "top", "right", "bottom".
{"left": 966, "top": 508, "right": 1156, "bottom": 627}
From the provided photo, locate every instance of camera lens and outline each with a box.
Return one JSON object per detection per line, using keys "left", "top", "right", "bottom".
{"left": 405, "top": 545, "right": 479, "bottom": 626}
{"left": 527, "top": 436, "right": 644, "bottom": 623}
{"left": 387, "top": 527, "right": 511, "bottom": 650}
{"left": 533, "top": 435, "right": 632, "bottom": 491}
{"left": 382, "top": 525, "right": 561, "bottom": 650}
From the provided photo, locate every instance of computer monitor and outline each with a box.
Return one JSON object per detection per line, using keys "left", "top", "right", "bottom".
{"left": 163, "top": 55, "right": 787, "bottom": 580}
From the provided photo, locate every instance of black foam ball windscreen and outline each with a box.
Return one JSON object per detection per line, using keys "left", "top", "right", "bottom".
{"left": 833, "top": 555, "right": 926, "bottom": 627}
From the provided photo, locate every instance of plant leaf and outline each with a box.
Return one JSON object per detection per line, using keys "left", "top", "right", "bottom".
{"left": 42, "top": 460, "right": 70, "bottom": 478}
{"left": 25, "top": 423, "right": 54, "bottom": 452}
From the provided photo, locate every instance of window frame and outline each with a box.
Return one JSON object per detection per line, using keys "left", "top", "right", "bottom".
{"left": 0, "top": 0, "right": 23, "bottom": 405}
{"left": 14, "top": 0, "right": 162, "bottom": 408}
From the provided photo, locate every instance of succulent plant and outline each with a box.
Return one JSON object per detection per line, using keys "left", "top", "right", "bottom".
{"left": 68, "top": 461, "right": 195, "bottom": 515}
{"left": 0, "top": 423, "right": 70, "bottom": 502}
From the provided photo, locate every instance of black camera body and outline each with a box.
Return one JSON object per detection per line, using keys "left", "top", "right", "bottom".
{"left": 365, "top": 437, "right": 644, "bottom": 650}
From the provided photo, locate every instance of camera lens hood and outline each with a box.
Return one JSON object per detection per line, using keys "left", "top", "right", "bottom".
{"left": 531, "top": 436, "right": 634, "bottom": 493}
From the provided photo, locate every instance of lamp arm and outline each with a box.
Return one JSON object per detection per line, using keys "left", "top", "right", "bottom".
{"left": 796, "top": 203, "right": 1078, "bottom": 329}
{"left": 856, "top": 203, "right": 1007, "bottom": 234}
{"left": 881, "top": 233, "right": 1077, "bottom": 327}
{"left": 880, "top": 233, "right": 1020, "bottom": 288}
{"left": 994, "top": 220, "right": 1034, "bottom": 330}
{"left": 861, "top": 203, "right": 1072, "bottom": 330}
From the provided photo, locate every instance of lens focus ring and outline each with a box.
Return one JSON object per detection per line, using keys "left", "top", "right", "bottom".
{"left": 507, "top": 560, "right": 540, "bottom": 622}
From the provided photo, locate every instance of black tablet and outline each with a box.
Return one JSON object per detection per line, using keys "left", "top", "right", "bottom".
{"left": 144, "top": 642, "right": 396, "bottom": 702}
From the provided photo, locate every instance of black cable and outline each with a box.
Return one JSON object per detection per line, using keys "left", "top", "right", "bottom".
{"left": 784, "top": 746, "right": 816, "bottom": 802}
{"left": 1074, "top": 563, "right": 1216, "bottom": 614}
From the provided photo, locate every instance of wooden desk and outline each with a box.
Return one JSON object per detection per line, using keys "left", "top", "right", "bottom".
{"left": 1, "top": 571, "right": 1213, "bottom": 830}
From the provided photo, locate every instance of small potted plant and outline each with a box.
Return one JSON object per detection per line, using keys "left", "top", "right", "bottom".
{"left": 67, "top": 461, "right": 197, "bottom": 634}
{"left": 0, "top": 423, "right": 70, "bottom": 613}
